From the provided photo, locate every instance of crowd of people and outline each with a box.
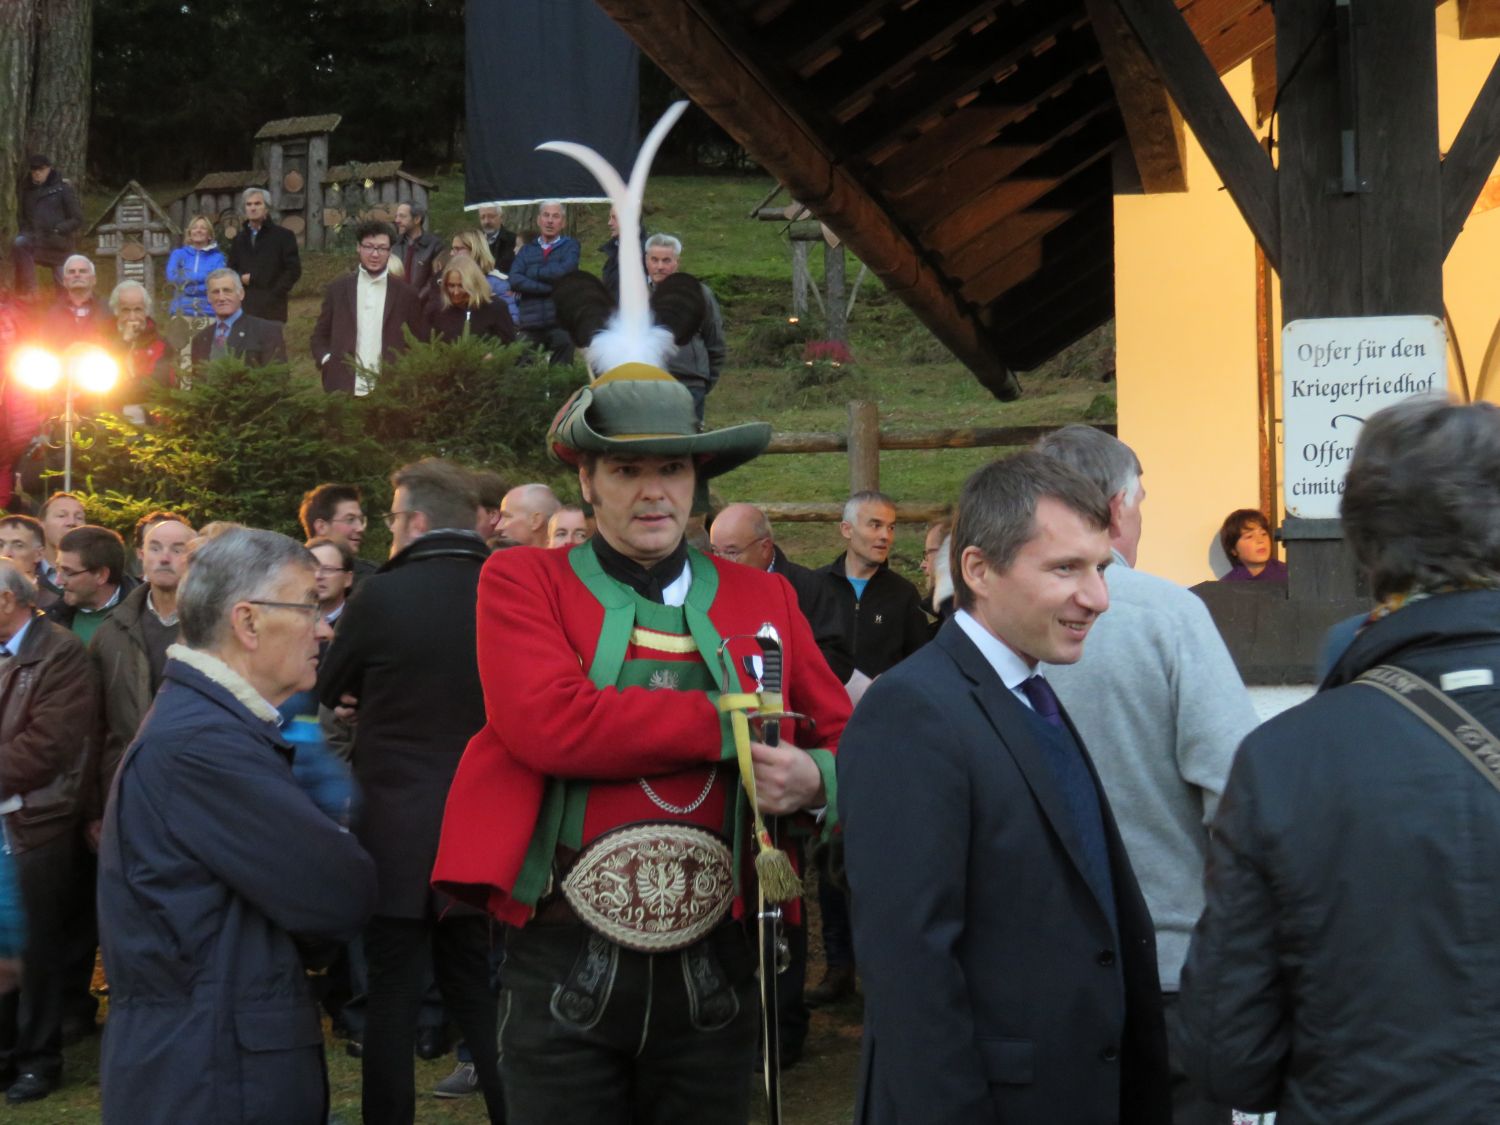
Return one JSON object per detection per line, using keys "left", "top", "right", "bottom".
{"left": 5, "top": 147, "right": 1500, "bottom": 1125}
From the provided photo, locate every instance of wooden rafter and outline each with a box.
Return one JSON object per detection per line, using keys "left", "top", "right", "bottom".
{"left": 1458, "top": 0, "right": 1500, "bottom": 39}
{"left": 963, "top": 203, "right": 1113, "bottom": 305}
{"left": 780, "top": 0, "right": 892, "bottom": 75}
{"left": 1113, "top": 0, "right": 1280, "bottom": 266}
{"left": 593, "top": 0, "right": 1022, "bottom": 399}
{"left": 1442, "top": 49, "right": 1500, "bottom": 253}
{"left": 1085, "top": 0, "right": 1187, "bottom": 192}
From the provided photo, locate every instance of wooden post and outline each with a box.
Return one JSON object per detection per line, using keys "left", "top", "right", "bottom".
{"left": 306, "top": 135, "right": 328, "bottom": 250}
{"left": 790, "top": 241, "right": 809, "bottom": 319}
{"left": 825, "top": 243, "right": 847, "bottom": 342}
{"left": 847, "top": 400, "right": 879, "bottom": 494}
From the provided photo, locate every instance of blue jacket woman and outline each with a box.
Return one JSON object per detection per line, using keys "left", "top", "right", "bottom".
{"left": 165, "top": 216, "right": 228, "bottom": 317}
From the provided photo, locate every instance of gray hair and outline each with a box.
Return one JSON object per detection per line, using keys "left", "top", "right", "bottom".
{"left": 241, "top": 187, "right": 271, "bottom": 209}
{"left": 0, "top": 559, "right": 37, "bottom": 608}
{"left": 205, "top": 267, "right": 244, "bottom": 296}
{"left": 398, "top": 201, "right": 427, "bottom": 225}
{"left": 1034, "top": 425, "right": 1142, "bottom": 505}
{"left": 950, "top": 453, "right": 1110, "bottom": 611}
{"left": 538, "top": 200, "right": 565, "bottom": 216}
{"left": 108, "top": 279, "right": 151, "bottom": 316}
{"left": 1342, "top": 397, "right": 1500, "bottom": 600}
{"left": 842, "top": 490, "right": 896, "bottom": 526}
{"left": 62, "top": 254, "right": 94, "bottom": 277}
{"left": 178, "top": 529, "right": 314, "bottom": 649}
{"left": 392, "top": 458, "right": 481, "bottom": 533}
{"left": 513, "top": 482, "right": 560, "bottom": 520}
{"left": 645, "top": 233, "right": 682, "bottom": 256}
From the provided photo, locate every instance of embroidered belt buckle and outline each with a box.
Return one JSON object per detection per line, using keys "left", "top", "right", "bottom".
{"left": 561, "top": 822, "right": 735, "bottom": 954}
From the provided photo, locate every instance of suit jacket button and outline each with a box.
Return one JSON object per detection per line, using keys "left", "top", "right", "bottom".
{"left": 1096, "top": 949, "right": 1115, "bottom": 966}
{"left": 1100, "top": 1046, "right": 1119, "bottom": 1063}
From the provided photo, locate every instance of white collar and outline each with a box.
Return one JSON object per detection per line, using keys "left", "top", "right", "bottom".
{"left": 3, "top": 616, "right": 33, "bottom": 656}
{"left": 661, "top": 564, "right": 692, "bottom": 607}
{"left": 954, "top": 609, "right": 1036, "bottom": 693}
{"left": 166, "top": 644, "right": 281, "bottom": 724}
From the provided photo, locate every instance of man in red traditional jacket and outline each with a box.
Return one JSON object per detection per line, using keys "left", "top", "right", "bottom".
{"left": 434, "top": 364, "right": 849, "bottom": 1123}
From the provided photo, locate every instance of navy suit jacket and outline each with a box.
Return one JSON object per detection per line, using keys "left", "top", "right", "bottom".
{"left": 839, "top": 618, "right": 1170, "bottom": 1125}
{"left": 190, "top": 313, "right": 287, "bottom": 370}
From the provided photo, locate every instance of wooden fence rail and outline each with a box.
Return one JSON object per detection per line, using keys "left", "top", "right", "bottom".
{"left": 749, "top": 401, "right": 1116, "bottom": 521}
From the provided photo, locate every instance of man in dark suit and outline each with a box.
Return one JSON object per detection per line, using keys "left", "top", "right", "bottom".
{"left": 190, "top": 269, "right": 286, "bottom": 370}
{"left": 309, "top": 220, "right": 428, "bottom": 395}
{"left": 839, "top": 452, "right": 1170, "bottom": 1125}
{"left": 317, "top": 458, "right": 504, "bottom": 1125}
{"left": 224, "top": 188, "right": 301, "bottom": 323}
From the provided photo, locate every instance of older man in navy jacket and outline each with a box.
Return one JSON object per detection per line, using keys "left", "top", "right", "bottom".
{"left": 98, "top": 530, "right": 376, "bottom": 1125}
{"left": 839, "top": 453, "right": 1169, "bottom": 1125}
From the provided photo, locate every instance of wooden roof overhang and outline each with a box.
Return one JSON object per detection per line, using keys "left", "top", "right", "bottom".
{"left": 594, "top": 0, "right": 1281, "bottom": 400}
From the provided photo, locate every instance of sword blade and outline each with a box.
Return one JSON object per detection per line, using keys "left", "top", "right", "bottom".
{"left": 759, "top": 897, "right": 784, "bottom": 1123}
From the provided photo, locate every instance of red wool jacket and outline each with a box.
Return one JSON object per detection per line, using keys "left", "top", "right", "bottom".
{"left": 432, "top": 544, "right": 850, "bottom": 925}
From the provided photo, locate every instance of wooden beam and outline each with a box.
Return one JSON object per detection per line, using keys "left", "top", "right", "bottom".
{"left": 939, "top": 159, "right": 1112, "bottom": 275}
{"left": 1085, "top": 0, "right": 1187, "bottom": 192}
{"left": 765, "top": 422, "right": 1116, "bottom": 455}
{"left": 1458, "top": 0, "right": 1500, "bottom": 39}
{"left": 1442, "top": 49, "right": 1500, "bottom": 254}
{"left": 1250, "top": 43, "right": 1276, "bottom": 127}
{"left": 837, "top": 11, "right": 1086, "bottom": 143}
{"left": 987, "top": 257, "right": 1114, "bottom": 337}
{"left": 962, "top": 203, "right": 1113, "bottom": 305}
{"left": 779, "top": 0, "right": 890, "bottom": 75}
{"left": 924, "top": 143, "right": 1115, "bottom": 253}
{"left": 870, "top": 60, "right": 1111, "bottom": 191}
{"left": 1198, "top": 4, "right": 1273, "bottom": 74}
{"left": 1114, "top": 0, "right": 1280, "bottom": 266}
{"left": 894, "top": 100, "right": 1117, "bottom": 227}
{"left": 595, "top": 0, "right": 1021, "bottom": 400}
{"left": 997, "top": 291, "right": 1115, "bottom": 371}
{"left": 813, "top": 0, "right": 1008, "bottom": 116}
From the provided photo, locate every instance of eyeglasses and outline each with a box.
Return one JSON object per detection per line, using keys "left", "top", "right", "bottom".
{"left": 314, "top": 565, "right": 350, "bottom": 577}
{"left": 712, "top": 537, "right": 766, "bottom": 561}
{"left": 331, "top": 513, "right": 367, "bottom": 529}
{"left": 55, "top": 565, "right": 93, "bottom": 580}
{"left": 359, "top": 243, "right": 392, "bottom": 254}
{"left": 247, "top": 599, "right": 322, "bottom": 616}
{"left": 382, "top": 510, "right": 413, "bottom": 529}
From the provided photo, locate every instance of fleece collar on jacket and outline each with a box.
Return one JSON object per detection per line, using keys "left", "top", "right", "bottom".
{"left": 165, "top": 643, "right": 281, "bottom": 724}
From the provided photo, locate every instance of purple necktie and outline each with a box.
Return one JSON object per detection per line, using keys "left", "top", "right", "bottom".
{"left": 1019, "top": 675, "right": 1064, "bottom": 728}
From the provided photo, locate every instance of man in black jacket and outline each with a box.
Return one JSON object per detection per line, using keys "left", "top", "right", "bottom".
{"left": 317, "top": 458, "right": 504, "bottom": 1125}
{"left": 476, "top": 205, "right": 516, "bottom": 274}
{"left": 813, "top": 489, "right": 931, "bottom": 1005}
{"left": 1177, "top": 397, "right": 1500, "bottom": 1124}
{"left": 225, "top": 188, "right": 301, "bottom": 323}
{"left": 392, "top": 203, "right": 443, "bottom": 305}
{"left": 190, "top": 269, "right": 286, "bottom": 370}
{"left": 11, "top": 156, "right": 82, "bottom": 295}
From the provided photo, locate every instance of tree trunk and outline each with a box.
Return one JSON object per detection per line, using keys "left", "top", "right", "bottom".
{"left": 0, "top": 0, "right": 37, "bottom": 252}
{"left": 26, "top": 0, "right": 91, "bottom": 185}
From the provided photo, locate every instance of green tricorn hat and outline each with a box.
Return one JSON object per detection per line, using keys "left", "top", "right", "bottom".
{"left": 547, "top": 363, "right": 771, "bottom": 480}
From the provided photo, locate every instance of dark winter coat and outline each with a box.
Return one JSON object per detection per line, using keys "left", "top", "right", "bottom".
{"left": 225, "top": 219, "right": 301, "bottom": 323}
{"left": 1176, "top": 588, "right": 1500, "bottom": 1123}
{"left": 819, "top": 553, "right": 931, "bottom": 677}
{"left": 430, "top": 298, "right": 516, "bottom": 346}
{"left": 393, "top": 229, "right": 443, "bottom": 303}
{"left": 18, "top": 169, "right": 83, "bottom": 252}
{"left": 318, "top": 529, "right": 490, "bottom": 919}
{"left": 98, "top": 647, "right": 376, "bottom": 1125}
{"left": 0, "top": 613, "right": 95, "bottom": 854}
{"left": 87, "top": 583, "right": 169, "bottom": 822}
{"left": 507, "top": 236, "right": 581, "bottom": 329}
{"left": 772, "top": 545, "right": 854, "bottom": 682}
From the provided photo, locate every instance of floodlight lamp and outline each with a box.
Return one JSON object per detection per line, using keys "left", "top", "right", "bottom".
{"left": 11, "top": 346, "right": 61, "bottom": 391}
{"left": 72, "top": 347, "right": 119, "bottom": 395}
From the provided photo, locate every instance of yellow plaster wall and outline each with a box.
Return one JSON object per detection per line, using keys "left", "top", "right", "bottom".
{"left": 1117, "top": 6, "right": 1500, "bottom": 585}
{"left": 1116, "top": 66, "right": 1259, "bottom": 585}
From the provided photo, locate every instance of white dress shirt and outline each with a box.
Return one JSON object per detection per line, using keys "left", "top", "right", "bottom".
{"left": 354, "top": 268, "right": 388, "bottom": 396}
{"left": 953, "top": 608, "right": 1043, "bottom": 713}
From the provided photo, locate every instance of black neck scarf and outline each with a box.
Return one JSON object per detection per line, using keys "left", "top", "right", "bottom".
{"left": 591, "top": 533, "right": 689, "bottom": 604}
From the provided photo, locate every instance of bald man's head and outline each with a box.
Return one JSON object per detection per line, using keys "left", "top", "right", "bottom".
{"left": 710, "top": 504, "right": 775, "bottom": 570}
{"left": 497, "top": 483, "right": 561, "bottom": 548}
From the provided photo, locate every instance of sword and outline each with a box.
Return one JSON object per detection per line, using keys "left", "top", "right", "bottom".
{"left": 753, "top": 623, "right": 788, "bottom": 1125}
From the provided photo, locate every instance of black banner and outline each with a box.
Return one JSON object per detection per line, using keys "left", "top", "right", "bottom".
{"left": 465, "top": 0, "right": 640, "bottom": 207}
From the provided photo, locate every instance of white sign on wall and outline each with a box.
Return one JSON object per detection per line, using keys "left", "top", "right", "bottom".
{"left": 1281, "top": 315, "right": 1446, "bottom": 519}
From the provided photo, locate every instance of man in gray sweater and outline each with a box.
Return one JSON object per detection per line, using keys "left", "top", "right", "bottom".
{"left": 1037, "top": 425, "right": 1258, "bottom": 1125}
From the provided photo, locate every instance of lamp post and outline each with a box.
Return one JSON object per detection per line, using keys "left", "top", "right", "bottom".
{"left": 10, "top": 343, "right": 120, "bottom": 492}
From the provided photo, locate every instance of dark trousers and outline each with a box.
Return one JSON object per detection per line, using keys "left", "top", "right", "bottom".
{"left": 361, "top": 915, "right": 504, "bottom": 1125}
{"left": 337, "top": 933, "right": 444, "bottom": 1038}
{"left": 522, "top": 326, "right": 575, "bottom": 367}
{"left": 59, "top": 840, "right": 98, "bottom": 1030}
{"left": 815, "top": 844, "right": 854, "bottom": 970}
{"left": 10, "top": 235, "right": 68, "bottom": 294}
{"left": 500, "top": 921, "right": 757, "bottom": 1125}
{"left": 1162, "top": 991, "right": 1236, "bottom": 1125}
{"left": 776, "top": 912, "right": 809, "bottom": 1059}
{"left": 0, "top": 834, "right": 74, "bottom": 1078}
